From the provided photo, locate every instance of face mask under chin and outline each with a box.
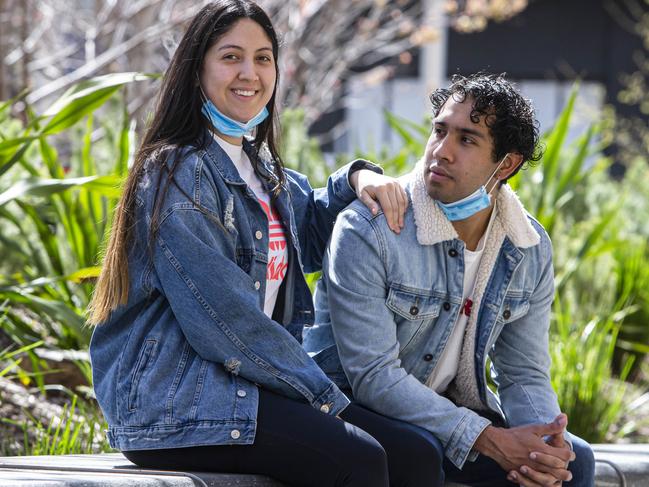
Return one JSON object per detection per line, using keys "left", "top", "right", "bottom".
{"left": 197, "top": 79, "right": 269, "bottom": 138}
{"left": 435, "top": 154, "right": 509, "bottom": 222}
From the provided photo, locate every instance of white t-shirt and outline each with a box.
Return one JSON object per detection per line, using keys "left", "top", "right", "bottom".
{"left": 426, "top": 206, "right": 497, "bottom": 393}
{"left": 213, "top": 135, "right": 288, "bottom": 318}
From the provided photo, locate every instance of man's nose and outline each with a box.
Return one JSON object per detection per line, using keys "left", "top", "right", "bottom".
{"left": 431, "top": 134, "right": 453, "bottom": 163}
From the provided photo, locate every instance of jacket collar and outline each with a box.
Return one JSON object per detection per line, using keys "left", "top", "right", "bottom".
{"left": 202, "top": 131, "right": 277, "bottom": 189}
{"left": 405, "top": 159, "right": 540, "bottom": 248}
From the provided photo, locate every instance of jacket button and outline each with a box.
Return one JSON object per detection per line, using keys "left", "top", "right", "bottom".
{"left": 423, "top": 354, "right": 433, "bottom": 361}
{"left": 448, "top": 248, "right": 458, "bottom": 257}
{"left": 254, "top": 281, "right": 261, "bottom": 290}
{"left": 237, "top": 389, "right": 247, "bottom": 398}
{"left": 443, "top": 302, "right": 451, "bottom": 311}
{"left": 409, "top": 306, "right": 419, "bottom": 316}
{"left": 255, "top": 230, "right": 263, "bottom": 240}
{"left": 503, "top": 309, "right": 511, "bottom": 319}
{"left": 230, "top": 429, "right": 241, "bottom": 440}
{"left": 320, "top": 404, "right": 331, "bottom": 414}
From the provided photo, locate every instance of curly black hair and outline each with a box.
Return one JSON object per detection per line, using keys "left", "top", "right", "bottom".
{"left": 429, "top": 72, "right": 543, "bottom": 181}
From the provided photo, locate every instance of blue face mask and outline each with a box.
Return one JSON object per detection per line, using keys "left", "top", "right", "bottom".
{"left": 201, "top": 99, "right": 269, "bottom": 138}
{"left": 436, "top": 155, "right": 508, "bottom": 221}
{"left": 198, "top": 82, "right": 269, "bottom": 137}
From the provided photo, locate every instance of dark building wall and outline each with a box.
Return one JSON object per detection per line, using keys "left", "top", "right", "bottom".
{"left": 446, "top": 0, "right": 645, "bottom": 116}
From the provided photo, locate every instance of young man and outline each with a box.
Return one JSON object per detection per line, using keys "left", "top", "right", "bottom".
{"left": 304, "top": 73, "right": 595, "bottom": 486}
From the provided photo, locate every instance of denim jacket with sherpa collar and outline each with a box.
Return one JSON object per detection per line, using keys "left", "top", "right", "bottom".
{"left": 304, "top": 159, "right": 562, "bottom": 470}
{"left": 90, "top": 134, "right": 379, "bottom": 451}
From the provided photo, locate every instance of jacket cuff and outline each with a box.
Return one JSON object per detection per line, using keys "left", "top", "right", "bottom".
{"left": 312, "top": 382, "right": 351, "bottom": 417}
{"left": 446, "top": 411, "right": 492, "bottom": 469}
{"left": 333, "top": 159, "right": 383, "bottom": 202}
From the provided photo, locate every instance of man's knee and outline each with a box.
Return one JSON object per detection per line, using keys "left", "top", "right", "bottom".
{"left": 391, "top": 421, "right": 446, "bottom": 486}
{"left": 400, "top": 423, "right": 445, "bottom": 468}
{"left": 567, "top": 433, "right": 595, "bottom": 486}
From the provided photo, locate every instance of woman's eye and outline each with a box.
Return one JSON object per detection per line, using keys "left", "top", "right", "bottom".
{"left": 257, "top": 55, "right": 272, "bottom": 63}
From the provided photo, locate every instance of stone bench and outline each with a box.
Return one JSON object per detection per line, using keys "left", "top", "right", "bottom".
{"left": 0, "top": 444, "right": 647, "bottom": 486}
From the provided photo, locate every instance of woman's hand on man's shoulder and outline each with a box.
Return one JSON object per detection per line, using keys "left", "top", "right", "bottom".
{"left": 349, "top": 169, "right": 408, "bottom": 234}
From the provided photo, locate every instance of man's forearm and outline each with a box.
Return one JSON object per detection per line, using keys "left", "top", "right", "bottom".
{"left": 473, "top": 425, "right": 503, "bottom": 459}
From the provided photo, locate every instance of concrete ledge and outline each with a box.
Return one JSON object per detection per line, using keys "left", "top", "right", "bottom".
{"left": 0, "top": 453, "right": 284, "bottom": 487}
{"left": 0, "top": 444, "right": 647, "bottom": 486}
{"left": 591, "top": 443, "right": 649, "bottom": 486}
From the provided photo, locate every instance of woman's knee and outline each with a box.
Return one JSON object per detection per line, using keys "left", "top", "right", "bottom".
{"left": 335, "top": 426, "right": 389, "bottom": 487}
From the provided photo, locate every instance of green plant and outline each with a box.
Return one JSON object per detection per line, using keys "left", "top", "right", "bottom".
{"left": 0, "top": 339, "right": 43, "bottom": 379}
{"left": 606, "top": 239, "right": 649, "bottom": 379}
{"left": 550, "top": 294, "right": 634, "bottom": 442}
{"left": 281, "top": 109, "right": 329, "bottom": 186}
{"left": 0, "top": 73, "right": 154, "bottom": 351}
{"left": 1, "top": 395, "right": 113, "bottom": 456}
{"left": 509, "top": 90, "right": 649, "bottom": 440}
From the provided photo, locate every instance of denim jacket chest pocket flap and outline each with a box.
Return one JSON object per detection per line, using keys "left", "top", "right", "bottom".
{"left": 386, "top": 286, "right": 444, "bottom": 353}
{"left": 496, "top": 293, "right": 531, "bottom": 324}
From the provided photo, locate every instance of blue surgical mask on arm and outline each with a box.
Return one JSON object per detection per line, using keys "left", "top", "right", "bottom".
{"left": 436, "top": 154, "right": 509, "bottom": 221}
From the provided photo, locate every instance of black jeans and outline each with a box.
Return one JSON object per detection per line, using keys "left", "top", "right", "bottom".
{"left": 122, "top": 388, "right": 441, "bottom": 487}
{"left": 123, "top": 388, "right": 595, "bottom": 486}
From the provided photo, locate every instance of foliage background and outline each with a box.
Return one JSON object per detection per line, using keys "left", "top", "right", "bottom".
{"left": 1, "top": 0, "right": 648, "bottom": 455}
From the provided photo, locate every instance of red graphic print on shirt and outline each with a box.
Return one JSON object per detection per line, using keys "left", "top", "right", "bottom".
{"left": 259, "top": 200, "right": 288, "bottom": 281}
{"left": 462, "top": 298, "right": 473, "bottom": 317}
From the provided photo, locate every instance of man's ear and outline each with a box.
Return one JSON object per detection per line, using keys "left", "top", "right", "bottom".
{"left": 496, "top": 153, "right": 524, "bottom": 181}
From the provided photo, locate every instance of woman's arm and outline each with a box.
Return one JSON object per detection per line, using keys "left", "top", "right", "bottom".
{"left": 289, "top": 159, "right": 407, "bottom": 273}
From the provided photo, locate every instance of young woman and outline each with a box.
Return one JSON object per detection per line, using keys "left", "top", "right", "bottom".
{"left": 88, "top": 1, "right": 415, "bottom": 486}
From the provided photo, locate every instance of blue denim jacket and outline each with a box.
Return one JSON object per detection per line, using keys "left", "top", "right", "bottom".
{"left": 90, "top": 135, "right": 378, "bottom": 451}
{"left": 304, "top": 168, "right": 562, "bottom": 469}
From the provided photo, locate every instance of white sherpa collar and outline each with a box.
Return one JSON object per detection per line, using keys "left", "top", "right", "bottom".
{"left": 406, "top": 159, "right": 540, "bottom": 248}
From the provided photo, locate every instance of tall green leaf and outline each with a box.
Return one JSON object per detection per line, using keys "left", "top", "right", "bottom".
{"left": 40, "top": 73, "right": 154, "bottom": 135}
{"left": 0, "top": 175, "right": 119, "bottom": 208}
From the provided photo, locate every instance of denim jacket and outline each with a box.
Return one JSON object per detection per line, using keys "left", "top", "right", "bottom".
{"left": 90, "top": 134, "right": 378, "bottom": 451}
{"left": 304, "top": 163, "right": 562, "bottom": 469}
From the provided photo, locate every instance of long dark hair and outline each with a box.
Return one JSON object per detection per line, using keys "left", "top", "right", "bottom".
{"left": 89, "top": 0, "right": 285, "bottom": 324}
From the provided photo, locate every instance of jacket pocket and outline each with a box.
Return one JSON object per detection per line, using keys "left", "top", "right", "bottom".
{"left": 386, "top": 287, "right": 443, "bottom": 320}
{"left": 497, "top": 295, "right": 530, "bottom": 324}
{"left": 128, "top": 339, "right": 158, "bottom": 411}
{"left": 386, "top": 287, "right": 443, "bottom": 354}
{"left": 236, "top": 248, "right": 253, "bottom": 273}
